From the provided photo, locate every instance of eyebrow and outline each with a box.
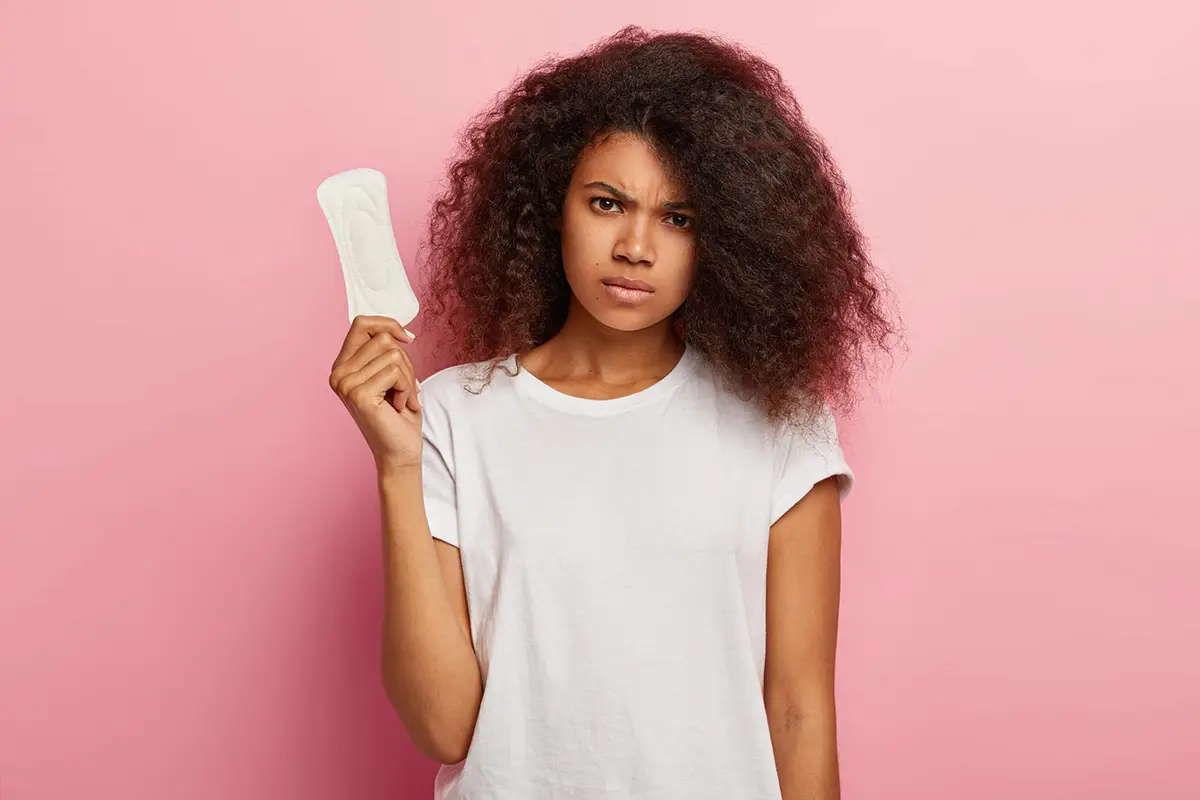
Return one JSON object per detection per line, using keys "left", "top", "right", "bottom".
{"left": 584, "top": 181, "right": 693, "bottom": 211}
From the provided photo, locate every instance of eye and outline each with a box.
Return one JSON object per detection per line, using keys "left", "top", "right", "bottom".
{"left": 590, "top": 197, "right": 621, "bottom": 213}
{"left": 667, "top": 213, "right": 693, "bottom": 229}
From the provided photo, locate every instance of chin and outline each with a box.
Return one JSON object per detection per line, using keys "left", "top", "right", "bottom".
{"left": 598, "top": 315, "right": 659, "bottom": 332}
{"left": 588, "top": 305, "right": 674, "bottom": 333}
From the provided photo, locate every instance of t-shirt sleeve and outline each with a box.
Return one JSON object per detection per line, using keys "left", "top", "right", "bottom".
{"left": 770, "top": 403, "right": 855, "bottom": 526}
{"left": 420, "top": 391, "right": 460, "bottom": 548}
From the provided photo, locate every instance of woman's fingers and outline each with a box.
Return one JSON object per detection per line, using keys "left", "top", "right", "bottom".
{"left": 345, "top": 362, "right": 406, "bottom": 412}
{"left": 332, "top": 330, "right": 403, "bottom": 387}
{"left": 390, "top": 346, "right": 422, "bottom": 413}
{"left": 336, "top": 349, "right": 419, "bottom": 412}
{"left": 332, "top": 315, "right": 414, "bottom": 371}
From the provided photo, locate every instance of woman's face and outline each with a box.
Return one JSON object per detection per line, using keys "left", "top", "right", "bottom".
{"left": 559, "top": 132, "right": 697, "bottom": 333}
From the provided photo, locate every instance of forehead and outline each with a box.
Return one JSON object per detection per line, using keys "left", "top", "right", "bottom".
{"left": 572, "top": 132, "right": 683, "bottom": 194}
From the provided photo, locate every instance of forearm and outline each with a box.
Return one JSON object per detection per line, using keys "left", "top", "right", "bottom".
{"left": 378, "top": 467, "right": 482, "bottom": 763}
{"left": 767, "top": 704, "right": 840, "bottom": 800}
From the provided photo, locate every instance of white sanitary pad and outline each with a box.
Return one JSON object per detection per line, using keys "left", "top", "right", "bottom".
{"left": 317, "top": 168, "right": 420, "bottom": 326}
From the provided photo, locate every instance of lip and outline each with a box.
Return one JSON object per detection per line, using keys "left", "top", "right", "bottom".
{"left": 602, "top": 282, "right": 655, "bottom": 306}
{"left": 602, "top": 277, "right": 655, "bottom": 293}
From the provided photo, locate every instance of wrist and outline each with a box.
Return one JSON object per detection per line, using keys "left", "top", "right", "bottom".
{"left": 376, "top": 461, "right": 422, "bottom": 484}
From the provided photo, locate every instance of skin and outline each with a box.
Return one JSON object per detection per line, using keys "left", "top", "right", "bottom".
{"left": 329, "top": 318, "right": 482, "bottom": 763}
{"left": 519, "top": 130, "right": 697, "bottom": 393}
{"left": 765, "top": 476, "right": 844, "bottom": 799}
{"left": 329, "top": 132, "right": 844, "bottom": 797}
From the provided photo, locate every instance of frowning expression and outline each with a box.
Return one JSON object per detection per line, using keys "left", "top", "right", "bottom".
{"left": 559, "top": 132, "right": 697, "bottom": 332}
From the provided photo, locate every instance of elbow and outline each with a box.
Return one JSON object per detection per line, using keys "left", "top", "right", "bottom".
{"left": 382, "top": 675, "right": 476, "bottom": 765}
{"left": 391, "top": 700, "right": 475, "bottom": 765}
{"left": 764, "top": 690, "right": 836, "bottom": 735}
{"left": 420, "top": 721, "right": 473, "bottom": 765}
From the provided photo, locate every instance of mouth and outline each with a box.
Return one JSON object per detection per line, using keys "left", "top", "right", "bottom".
{"left": 601, "top": 278, "right": 655, "bottom": 305}
{"left": 602, "top": 277, "right": 655, "bottom": 293}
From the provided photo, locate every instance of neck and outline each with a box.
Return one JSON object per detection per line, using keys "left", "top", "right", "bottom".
{"left": 535, "top": 296, "right": 684, "bottom": 384}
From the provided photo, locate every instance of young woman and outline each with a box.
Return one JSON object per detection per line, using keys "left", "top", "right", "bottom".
{"left": 329, "top": 26, "right": 896, "bottom": 800}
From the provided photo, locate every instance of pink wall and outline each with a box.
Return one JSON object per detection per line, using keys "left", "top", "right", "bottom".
{"left": 1, "top": 2, "right": 1196, "bottom": 797}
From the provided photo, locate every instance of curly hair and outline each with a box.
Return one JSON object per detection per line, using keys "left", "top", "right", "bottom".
{"left": 418, "top": 25, "right": 900, "bottom": 425}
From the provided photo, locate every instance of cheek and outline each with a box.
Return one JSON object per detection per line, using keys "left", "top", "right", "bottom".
{"left": 663, "top": 246, "right": 698, "bottom": 298}
{"left": 560, "top": 222, "right": 606, "bottom": 280}
{"left": 561, "top": 250, "right": 602, "bottom": 287}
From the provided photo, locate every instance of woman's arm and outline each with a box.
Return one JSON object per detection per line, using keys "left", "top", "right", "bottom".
{"left": 764, "top": 476, "right": 844, "bottom": 799}
{"left": 378, "top": 467, "right": 482, "bottom": 765}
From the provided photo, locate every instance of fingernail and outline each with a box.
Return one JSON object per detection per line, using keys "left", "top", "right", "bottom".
{"left": 403, "top": 328, "right": 416, "bottom": 341}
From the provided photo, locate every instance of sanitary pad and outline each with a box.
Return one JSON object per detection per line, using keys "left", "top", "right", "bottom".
{"left": 317, "top": 168, "right": 420, "bottom": 326}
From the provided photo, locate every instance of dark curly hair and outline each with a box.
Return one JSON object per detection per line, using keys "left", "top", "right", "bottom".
{"left": 418, "top": 25, "right": 900, "bottom": 425}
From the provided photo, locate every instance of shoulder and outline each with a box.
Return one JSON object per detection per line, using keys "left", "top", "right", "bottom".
{"left": 691, "top": 351, "right": 839, "bottom": 435}
{"left": 417, "top": 354, "right": 521, "bottom": 427}
{"left": 776, "top": 399, "right": 842, "bottom": 448}
{"left": 683, "top": 351, "right": 784, "bottom": 437}
{"left": 686, "top": 351, "right": 846, "bottom": 469}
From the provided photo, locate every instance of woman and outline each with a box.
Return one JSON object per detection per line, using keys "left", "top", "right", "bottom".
{"left": 329, "top": 25, "right": 897, "bottom": 800}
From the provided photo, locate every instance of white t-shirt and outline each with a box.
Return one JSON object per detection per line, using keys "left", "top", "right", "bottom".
{"left": 418, "top": 345, "right": 853, "bottom": 800}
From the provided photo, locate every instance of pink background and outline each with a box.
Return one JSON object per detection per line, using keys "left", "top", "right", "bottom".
{"left": 1, "top": 1, "right": 1196, "bottom": 797}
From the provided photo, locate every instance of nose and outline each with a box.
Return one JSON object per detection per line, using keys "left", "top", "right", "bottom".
{"left": 612, "top": 214, "right": 655, "bottom": 266}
